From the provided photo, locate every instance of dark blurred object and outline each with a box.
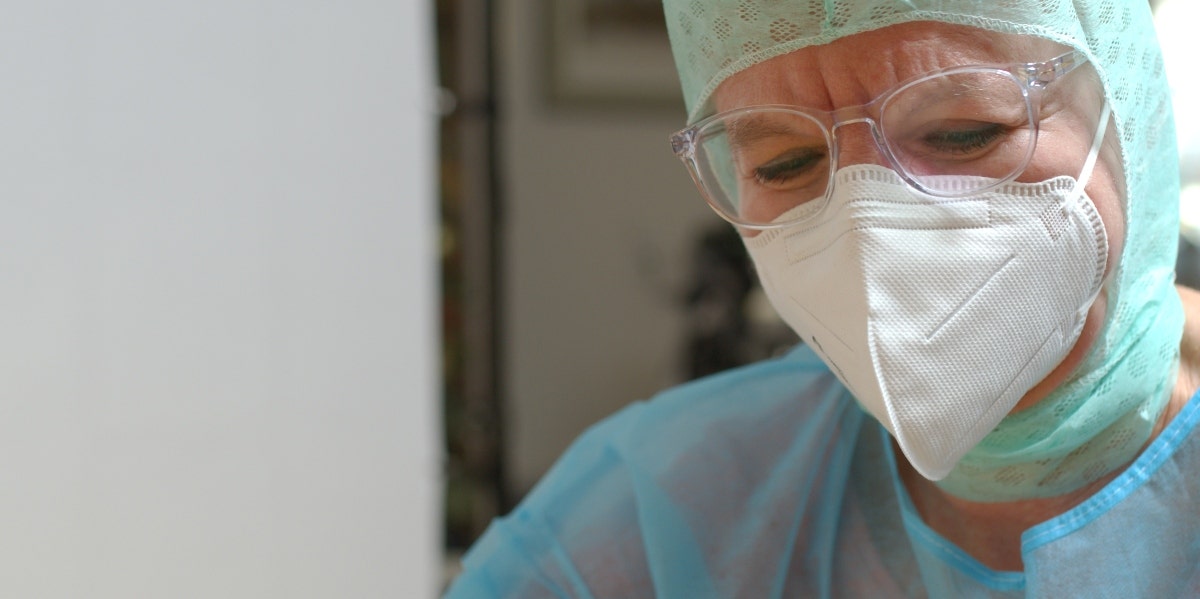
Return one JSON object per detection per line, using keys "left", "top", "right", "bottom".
{"left": 1179, "top": 236, "right": 1200, "bottom": 289}
{"left": 440, "top": 0, "right": 506, "bottom": 551}
{"left": 683, "top": 224, "right": 799, "bottom": 379}
{"left": 584, "top": 0, "right": 666, "bottom": 33}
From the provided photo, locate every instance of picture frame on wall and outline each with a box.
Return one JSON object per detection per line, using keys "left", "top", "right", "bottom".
{"left": 546, "top": 0, "right": 684, "bottom": 109}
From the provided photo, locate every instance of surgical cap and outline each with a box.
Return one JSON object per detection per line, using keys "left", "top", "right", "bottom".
{"left": 664, "top": 0, "right": 1185, "bottom": 493}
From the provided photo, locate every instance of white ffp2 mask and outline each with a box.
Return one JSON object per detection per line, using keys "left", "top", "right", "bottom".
{"left": 744, "top": 164, "right": 1108, "bottom": 480}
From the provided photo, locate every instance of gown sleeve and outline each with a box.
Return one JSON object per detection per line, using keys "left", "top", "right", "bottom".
{"left": 444, "top": 345, "right": 862, "bottom": 598}
{"left": 445, "top": 404, "right": 656, "bottom": 598}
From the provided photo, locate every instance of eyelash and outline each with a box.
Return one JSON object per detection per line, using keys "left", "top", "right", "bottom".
{"left": 920, "top": 123, "right": 1007, "bottom": 154}
{"left": 753, "top": 150, "right": 826, "bottom": 184}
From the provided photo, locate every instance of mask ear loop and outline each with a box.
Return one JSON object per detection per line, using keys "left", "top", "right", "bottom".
{"left": 1072, "top": 99, "right": 1113, "bottom": 200}
{"left": 1067, "top": 98, "right": 1114, "bottom": 355}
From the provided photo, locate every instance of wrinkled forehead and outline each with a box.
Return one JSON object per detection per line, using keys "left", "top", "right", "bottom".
{"left": 663, "top": 0, "right": 1115, "bottom": 124}
{"left": 711, "top": 22, "right": 1067, "bottom": 114}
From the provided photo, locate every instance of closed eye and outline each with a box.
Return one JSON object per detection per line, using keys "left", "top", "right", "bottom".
{"left": 917, "top": 122, "right": 1008, "bottom": 156}
{"left": 753, "top": 148, "right": 827, "bottom": 186}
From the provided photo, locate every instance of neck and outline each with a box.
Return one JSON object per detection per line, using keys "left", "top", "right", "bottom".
{"left": 897, "top": 444, "right": 1122, "bottom": 571}
{"left": 897, "top": 284, "right": 1200, "bottom": 572}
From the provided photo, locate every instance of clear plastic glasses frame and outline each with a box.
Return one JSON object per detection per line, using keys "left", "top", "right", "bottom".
{"left": 670, "top": 50, "right": 1091, "bottom": 229}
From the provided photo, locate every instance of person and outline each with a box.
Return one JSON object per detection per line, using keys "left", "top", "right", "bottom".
{"left": 446, "top": 0, "right": 1200, "bottom": 596}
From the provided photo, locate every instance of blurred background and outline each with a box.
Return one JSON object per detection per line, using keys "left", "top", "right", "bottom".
{"left": 436, "top": 0, "right": 796, "bottom": 577}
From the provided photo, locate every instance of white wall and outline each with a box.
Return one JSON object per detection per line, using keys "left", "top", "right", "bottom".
{"left": 1156, "top": 0, "right": 1200, "bottom": 182}
{"left": 500, "top": 0, "right": 720, "bottom": 494}
{"left": 0, "top": 2, "right": 438, "bottom": 597}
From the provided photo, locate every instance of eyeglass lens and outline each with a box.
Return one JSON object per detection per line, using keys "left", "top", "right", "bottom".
{"left": 693, "top": 69, "right": 1036, "bottom": 226}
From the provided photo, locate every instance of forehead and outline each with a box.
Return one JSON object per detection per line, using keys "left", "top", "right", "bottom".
{"left": 712, "top": 22, "right": 1065, "bottom": 113}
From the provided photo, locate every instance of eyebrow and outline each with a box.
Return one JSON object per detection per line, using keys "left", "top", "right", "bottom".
{"left": 725, "top": 118, "right": 823, "bottom": 150}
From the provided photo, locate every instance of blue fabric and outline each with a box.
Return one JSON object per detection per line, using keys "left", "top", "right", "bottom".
{"left": 445, "top": 345, "right": 1200, "bottom": 598}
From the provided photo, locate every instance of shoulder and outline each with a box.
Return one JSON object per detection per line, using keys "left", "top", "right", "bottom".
{"left": 529, "top": 343, "right": 852, "bottom": 505}
{"left": 448, "top": 345, "right": 864, "bottom": 597}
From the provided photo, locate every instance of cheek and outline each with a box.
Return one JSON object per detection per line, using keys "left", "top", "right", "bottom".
{"left": 1026, "top": 153, "right": 1125, "bottom": 279}
{"left": 1019, "top": 117, "right": 1126, "bottom": 278}
{"left": 1085, "top": 160, "right": 1125, "bottom": 278}
{"left": 1009, "top": 154, "right": 1125, "bottom": 413}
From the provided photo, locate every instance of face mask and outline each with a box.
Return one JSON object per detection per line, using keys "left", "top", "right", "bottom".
{"left": 743, "top": 164, "right": 1108, "bottom": 481}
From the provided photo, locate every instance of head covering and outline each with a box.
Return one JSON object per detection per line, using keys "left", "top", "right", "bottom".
{"left": 665, "top": 0, "right": 1186, "bottom": 499}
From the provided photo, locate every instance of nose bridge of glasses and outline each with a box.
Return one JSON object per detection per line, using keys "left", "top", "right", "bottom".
{"left": 828, "top": 111, "right": 892, "bottom": 169}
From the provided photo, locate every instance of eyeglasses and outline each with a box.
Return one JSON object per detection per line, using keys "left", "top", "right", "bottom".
{"left": 670, "top": 50, "right": 1091, "bottom": 229}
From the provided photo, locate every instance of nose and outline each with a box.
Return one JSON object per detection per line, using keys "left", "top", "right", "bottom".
{"left": 830, "top": 119, "right": 891, "bottom": 170}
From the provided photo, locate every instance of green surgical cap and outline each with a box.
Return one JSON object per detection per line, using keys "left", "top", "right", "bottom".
{"left": 665, "top": 0, "right": 1187, "bottom": 497}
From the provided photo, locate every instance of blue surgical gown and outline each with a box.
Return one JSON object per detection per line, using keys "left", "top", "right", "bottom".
{"left": 446, "top": 344, "right": 1200, "bottom": 598}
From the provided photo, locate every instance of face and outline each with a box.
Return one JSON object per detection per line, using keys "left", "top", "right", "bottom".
{"left": 713, "top": 22, "right": 1126, "bottom": 412}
